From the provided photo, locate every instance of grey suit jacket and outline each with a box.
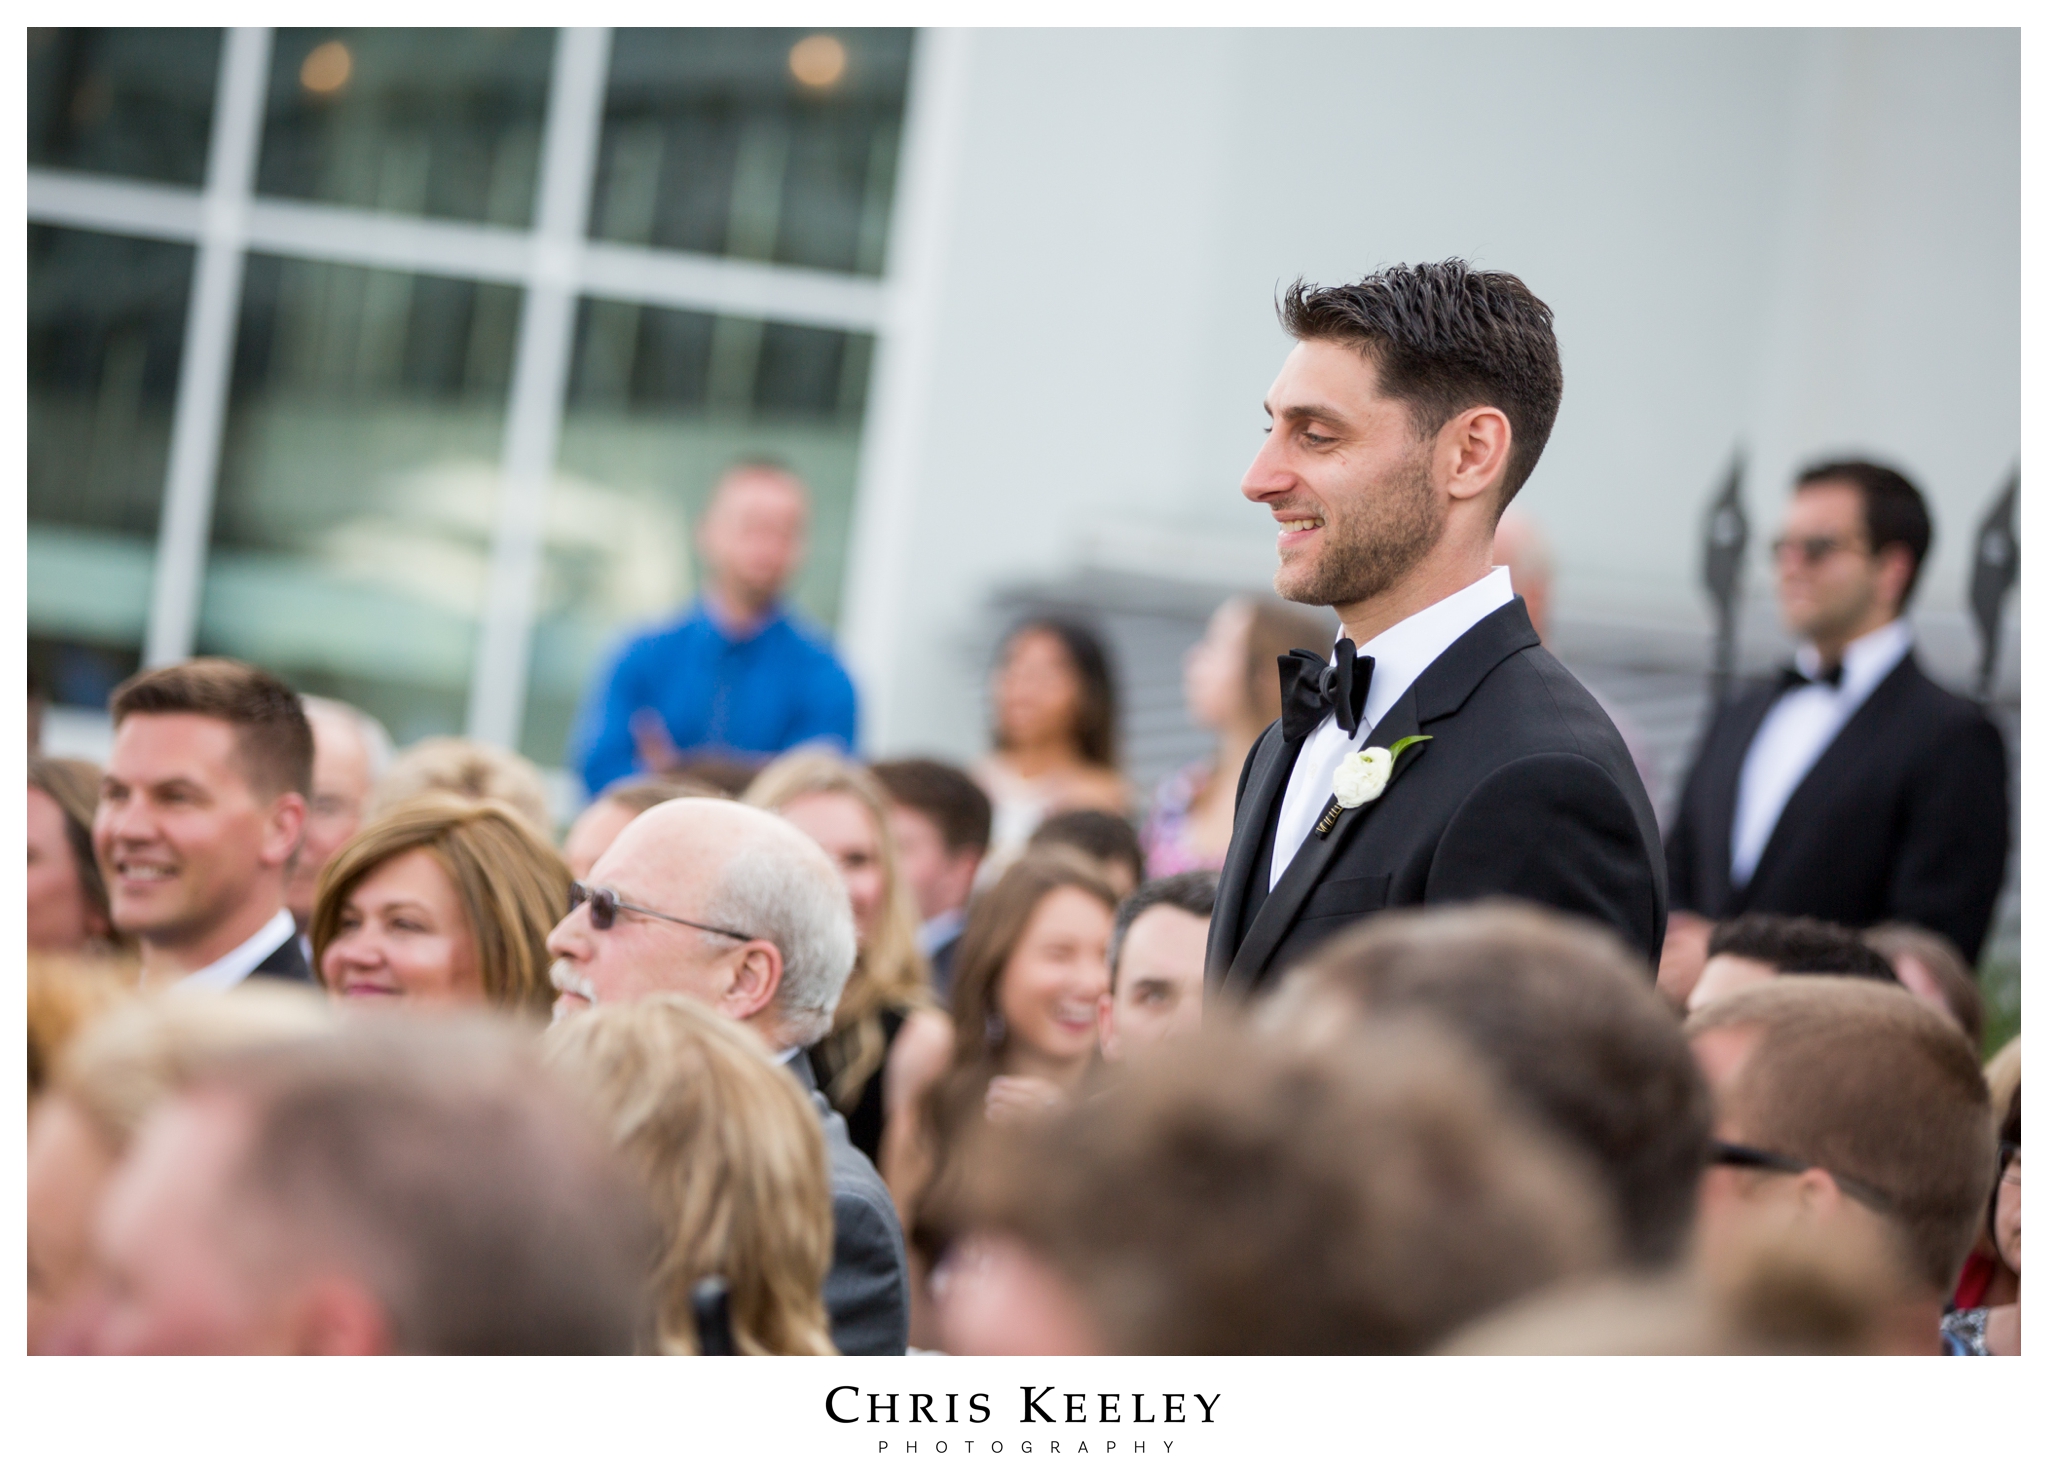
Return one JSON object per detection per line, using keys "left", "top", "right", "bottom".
{"left": 789, "top": 1052, "right": 910, "bottom": 1355}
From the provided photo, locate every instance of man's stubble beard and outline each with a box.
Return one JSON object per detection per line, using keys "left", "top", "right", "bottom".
{"left": 1274, "top": 449, "right": 1445, "bottom": 610}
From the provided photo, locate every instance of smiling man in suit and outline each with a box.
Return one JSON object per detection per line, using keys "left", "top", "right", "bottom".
{"left": 1208, "top": 262, "right": 1665, "bottom": 996}
{"left": 1661, "top": 461, "right": 2008, "bottom": 986}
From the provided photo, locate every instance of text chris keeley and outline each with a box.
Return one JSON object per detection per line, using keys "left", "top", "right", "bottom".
{"left": 826, "top": 1387, "right": 1221, "bottom": 1427}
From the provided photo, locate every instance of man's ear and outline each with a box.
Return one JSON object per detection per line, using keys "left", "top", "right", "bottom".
{"left": 1874, "top": 543, "right": 1915, "bottom": 616}
{"left": 1437, "top": 405, "right": 1513, "bottom": 506}
{"left": 1097, "top": 990, "right": 1121, "bottom": 1063}
{"left": 260, "top": 792, "right": 307, "bottom": 870}
{"left": 723, "top": 939, "right": 785, "bottom": 1024}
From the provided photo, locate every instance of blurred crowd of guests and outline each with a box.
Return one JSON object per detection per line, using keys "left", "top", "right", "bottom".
{"left": 24, "top": 450, "right": 2018, "bottom": 1356}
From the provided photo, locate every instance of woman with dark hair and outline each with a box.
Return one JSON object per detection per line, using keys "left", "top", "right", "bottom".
{"left": 882, "top": 849, "right": 1118, "bottom": 1346}
{"left": 973, "top": 618, "right": 1130, "bottom": 865}
{"left": 1943, "top": 1081, "right": 2020, "bottom": 1355}
{"left": 1142, "top": 596, "right": 1335, "bottom": 877}
{"left": 27, "top": 757, "right": 123, "bottom": 956}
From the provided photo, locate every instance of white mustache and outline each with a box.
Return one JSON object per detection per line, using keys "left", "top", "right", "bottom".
{"left": 550, "top": 958, "right": 596, "bottom": 1004}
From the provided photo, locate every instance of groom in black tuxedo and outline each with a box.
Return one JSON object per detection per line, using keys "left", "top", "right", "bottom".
{"left": 1207, "top": 263, "right": 1665, "bottom": 995}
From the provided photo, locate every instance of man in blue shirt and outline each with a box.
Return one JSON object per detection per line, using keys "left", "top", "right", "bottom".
{"left": 572, "top": 461, "right": 858, "bottom": 796}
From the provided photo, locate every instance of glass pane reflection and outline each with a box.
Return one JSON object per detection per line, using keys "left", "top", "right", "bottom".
{"left": 204, "top": 254, "right": 520, "bottom": 743}
{"left": 594, "top": 28, "right": 912, "bottom": 275}
{"left": 28, "top": 27, "right": 223, "bottom": 188}
{"left": 522, "top": 296, "right": 873, "bottom": 766}
{"left": 257, "top": 29, "right": 554, "bottom": 227}
{"left": 28, "top": 225, "right": 197, "bottom": 707}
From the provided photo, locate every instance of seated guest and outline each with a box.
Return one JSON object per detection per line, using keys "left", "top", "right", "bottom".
{"left": 744, "top": 749, "right": 945, "bottom": 1167}
{"left": 311, "top": 796, "right": 570, "bottom": 1019}
{"left": 1953, "top": 1037, "right": 2023, "bottom": 1313}
{"left": 1687, "top": 913, "right": 1898, "bottom": 1014}
{"left": 1686, "top": 978, "right": 1996, "bottom": 1353}
{"left": 93, "top": 659, "right": 316, "bottom": 990}
{"left": 1142, "top": 596, "right": 1332, "bottom": 878}
{"left": 1942, "top": 1082, "right": 2020, "bottom": 1355}
{"left": 933, "top": 1020, "right": 1611, "bottom": 1353}
{"left": 871, "top": 758, "right": 992, "bottom": 999}
{"left": 1866, "top": 921, "right": 1987, "bottom": 1052}
{"left": 1099, "top": 872, "right": 1216, "bottom": 1063}
{"left": 83, "top": 1017, "right": 653, "bottom": 1354}
{"left": 545, "top": 997, "right": 837, "bottom": 1354}
{"left": 1265, "top": 903, "right": 1711, "bottom": 1268}
{"left": 286, "top": 697, "right": 392, "bottom": 935}
{"left": 544, "top": 797, "right": 909, "bottom": 1356}
{"left": 563, "top": 776, "right": 718, "bottom": 879}
{"left": 884, "top": 851, "right": 1116, "bottom": 1344}
{"left": 368, "top": 735, "right": 553, "bottom": 838}
{"left": 1029, "top": 809, "right": 1144, "bottom": 899}
{"left": 973, "top": 617, "right": 1130, "bottom": 866}
{"left": 28, "top": 990, "right": 333, "bottom": 1352}
{"left": 29, "top": 757, "right": 123, "bottom": 956}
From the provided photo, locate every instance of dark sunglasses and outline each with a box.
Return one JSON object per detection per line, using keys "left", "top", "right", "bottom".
{"left": 1712, "top": 1140, "right": 1898, "bottom": 1216}
{"left": 568, "top": 880, "right": 752, "bottom": 941}
{"left": 1769, "top": 534, "right": 1867, "bottom": 566}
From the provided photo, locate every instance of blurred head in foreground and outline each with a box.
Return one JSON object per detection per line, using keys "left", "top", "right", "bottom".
{"left": 934, "top": 1018, "right": 1611, "bottom": 1354}
{"left": 82, "top": 1015, "right": 652, "bottom": 1354}
{"left": 1265, "top": 903, "right": 1711, "bottom": 1267}
{"left": 28, "top": 989, "right": 334, "bottom": 1352}
{"left": 545, "top": 997, "right": 836, "bottom": 1354}
{"left": 1100, "top": 871, "right": 1216, "bottom": 1063}
{"left": 1689, "top": 913, "right": 1897, "bottom": 1014}
{"left": 311, "top": 794, "right": 570, "bottom": 1018}
{"left": 546, "top": 797, "right": 857, "bottom": 1057}
{"left": 1687, "top": 978, "right": 1994, "bottom": 1351}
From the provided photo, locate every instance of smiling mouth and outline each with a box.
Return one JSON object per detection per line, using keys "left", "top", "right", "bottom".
{"left": 1279, "top": 517, "right": 1325, "bottom": 533}
{"left": 342, "top": 982, "right": 401, "bottom": 998}
{"left": 114, "top": 860, "right": 178, "bottom": 884}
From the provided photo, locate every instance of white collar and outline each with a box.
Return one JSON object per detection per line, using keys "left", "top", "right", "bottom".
{"left": 1351, "top": 566, "right": 1518, "bottom": 732}
{"left": 918, "top": 907, "right": 966, "bottom": 956}
{"left": 776, "top": 1045, "right": 803, "bottom": 1066}
{"left": 171, "top": 907, "right": 299, "bottom": 996}
{"left": 1794, "top": 619, "right": 1911, "bottom": 701}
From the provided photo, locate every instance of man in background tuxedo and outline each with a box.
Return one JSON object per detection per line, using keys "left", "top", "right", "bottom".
{"left": 1662, "top": 461, "right": 2008, "bottom": 993}
{"left": 1207, "top": 262, "right": 1665, "bottom": 995}
{"left": 93, "top": 659, "right": 316, "bottom": 991}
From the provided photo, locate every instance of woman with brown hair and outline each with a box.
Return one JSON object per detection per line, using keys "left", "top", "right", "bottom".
{"left": 973, "top": 618, "right": 1130, "bottom": 864}
{"left": 544, "top": 996, "right": 838, "bottom": 1355}
{"left": 311, "top": 794, "right": 570, "bottom": 1018}
{"left": 743, "top": 747, "right": 944, "bottom": 1165}
{"left": 1142, "top": 595, "right": 1336, "bottom": 877}
{"left": 884, "top": 848, "right": 1118, "bottom": 1345}
{"left": 27, "top": 756, "right": 124, "bottom": 956}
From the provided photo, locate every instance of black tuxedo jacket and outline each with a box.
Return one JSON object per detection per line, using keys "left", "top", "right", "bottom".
{"left": 787, "top": 1052, "right": 911, "bottom": 1355}
{"left": 249, "top": 933, "right": 313, "bottom": 986}
{"left": 1664, "top": 652, "right": 2008, "bottom": 962}
{"left": 1207, "top": 599, "right": 1666, "bottom": 995}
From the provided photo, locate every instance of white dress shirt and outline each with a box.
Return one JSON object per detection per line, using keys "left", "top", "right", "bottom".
{"left": 1728, "top": 619, "right": 1912, "bottom": 887}
{"left": 1270, "top": 566, "right": 1516, "bottom": 888}
{"left": 171, "top": 906, "right": 300, "bottom": 995}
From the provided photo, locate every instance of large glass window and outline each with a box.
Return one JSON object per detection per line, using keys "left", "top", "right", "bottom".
{"left": 28, "top": 28, "right": 223, "bottom": 188}
{"left": 257, "top": 29, "right": 554, "bottom": 226}
{"left": 523, "top": 298, "right": 874, "bottom": 764}
{"left": 201, "top": 255, "right": 519, "bottom": 742}
{"left": 593, "top": 29, "right": 911, "bottom": 275}
{"left": 27, "top": 225, "right": 196, "bottom": 708}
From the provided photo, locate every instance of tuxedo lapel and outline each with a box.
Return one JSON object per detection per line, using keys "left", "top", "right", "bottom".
{"left": 1700, "top": 687, "right": 1781, "bottom": 906}
{"left": 1205, "top": 721, "right": 1301, "bottom": 986}
{"left": 1222, "top": 684, "right": 1422, "bottom": 996}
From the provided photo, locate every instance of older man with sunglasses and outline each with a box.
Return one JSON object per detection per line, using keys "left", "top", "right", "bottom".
{"left": 547, "top": 797, "right": 910, "bottom": 1355}
{"left": 1660, "top": 459, "right": 2009, "bottom": 1005}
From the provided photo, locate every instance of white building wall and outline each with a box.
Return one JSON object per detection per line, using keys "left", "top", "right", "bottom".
{"left": 840, "top": 27, "right": 2018, "bottom": 759}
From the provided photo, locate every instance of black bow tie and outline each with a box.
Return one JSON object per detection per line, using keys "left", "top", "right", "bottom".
{"left": 1278, "top": 638, "right": 1374, "bottom": 743}
{"left": 1778, "top": 662, "right": 1845, "bottom": 692}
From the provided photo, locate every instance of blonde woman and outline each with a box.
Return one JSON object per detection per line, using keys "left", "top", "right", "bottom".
{"left": 312, "top": 795, "right": 570, "bottom": 1018}
{"left": 744, "top": 747, "right": 945, "bottom": 1165}
{"left": 367, "top": 735, "right": 554, "bottom": 837}
{"left": 544, "top": 997, "right": 837, "bottom": 1355}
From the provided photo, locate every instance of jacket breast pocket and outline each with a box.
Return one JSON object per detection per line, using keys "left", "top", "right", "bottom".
{"left": 1295, "top": 870, "right": 1392, "bottom": 922}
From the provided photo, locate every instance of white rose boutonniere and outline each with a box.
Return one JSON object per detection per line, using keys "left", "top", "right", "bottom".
{"left": 1316, "top": 734, "right": 1431, "bottom": 838}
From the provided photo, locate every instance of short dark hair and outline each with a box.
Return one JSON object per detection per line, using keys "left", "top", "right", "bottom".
{"left": 1030, "top": 809, "right": 1143, "bottom": 890}
{"left": 1794, "top": 458, "right": 1934, "bottom": 608}
{"left": 871, "top": 758, "right": 993, "bottom": 857}
{"left": 1109, "top": 870, "right": 1218, "bottom": 986}
{"left": 110, "top": 658, "right": 314, "bottom": 800}
{"left": 1707, "top": 915, "right": 1899, "bottom": 984}
{"left": 199, "top": 1019, "right": 656, "bottom": 1353}
{"left": 1280, "top": 260, "right": 1564, "bottom": 508}
{"left": 1687, "top": 980, "right": 1995, "bottom": 1294}
{"left": 1271, "top": 903, "right": 1712, "bottom": 1268}
{"left": 994, "top": 617, "right": 1120, "bottom": 770}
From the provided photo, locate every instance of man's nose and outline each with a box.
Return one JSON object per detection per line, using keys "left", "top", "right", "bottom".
{"left": 546, "top": 912, "right": 588, "bottom": 960}
{"left": 1241, "top": 434, "right": 1293, "bottom": 502}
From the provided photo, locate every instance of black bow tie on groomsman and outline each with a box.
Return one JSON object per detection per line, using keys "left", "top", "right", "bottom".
{"left": 1278, "top": 638, "right": 1375, "bottom": 743}
{"left": 1778, "top": 661, "right": 1845, "bottom": 692}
